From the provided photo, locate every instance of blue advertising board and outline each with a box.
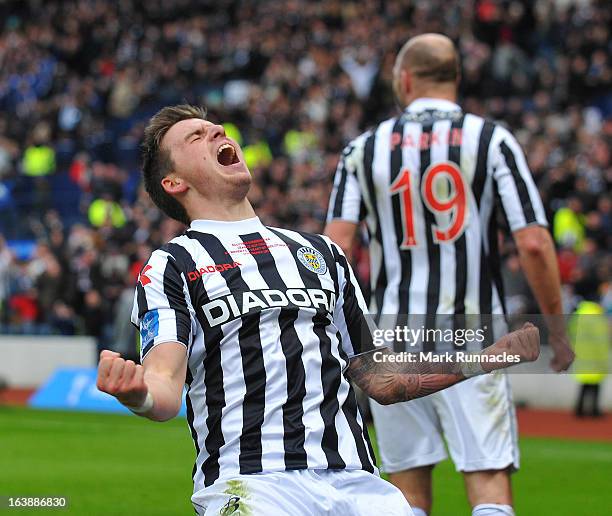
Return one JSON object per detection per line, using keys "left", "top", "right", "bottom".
{"left": 29, "top": 367, "right": 187, "bottom": 416}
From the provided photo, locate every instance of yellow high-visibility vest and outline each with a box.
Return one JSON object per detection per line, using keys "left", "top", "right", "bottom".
{"left": 22, "top": 145, "right": 56, "bottom": 176}
{"left": 88, "top": 199, "right": 127, "bottom": 228}
{"left": 243, "top": 141, "right": 272, "bottom": 170}
{"left": 553, "top": 207, "right": 585, "bottom": 252}
{"left": 569, "top": 301, "right": 609, "bottom": 384}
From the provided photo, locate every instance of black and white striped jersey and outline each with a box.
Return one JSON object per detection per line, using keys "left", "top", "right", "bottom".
{"left": 131, "top": 217, "right": 377, "bottom": 492}
{"left": 327, "top": 98, "right": 547, "bottom": 348}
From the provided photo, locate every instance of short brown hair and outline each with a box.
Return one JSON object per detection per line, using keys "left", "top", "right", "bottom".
{"left": 141, "top": 104, "right": 207, "bottom": 224}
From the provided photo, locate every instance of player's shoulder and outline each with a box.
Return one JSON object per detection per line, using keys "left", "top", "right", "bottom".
{"left": 266, "top": 226, "right": 342, "bottom": 258}
{"left": 146, "top": 234, "right": 196, "bottom": 269}
{"left": 342, "top": 129, "right": 372, "bottom": 155}
{"left": 464, "top": 112, "right": 516, "bottom": 139}
{"left": 341, "top": 113, "right": 407, "bottom": 161}
{"left": 339, "top": 125, "right": 382, "bottom": 171}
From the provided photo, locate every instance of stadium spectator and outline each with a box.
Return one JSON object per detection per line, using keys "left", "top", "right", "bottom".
{"left": 570, "top": 299, "right": 609, "bottom": 418}
{"left": 0, "top": 236, "right": 13, "bottom": 326}
{"left": 554, "top": 196, "right": 586, "bottom": 251}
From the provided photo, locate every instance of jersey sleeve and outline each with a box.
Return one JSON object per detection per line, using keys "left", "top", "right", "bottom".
{"left": 326, "top": 136, "right": 368, "bottom": 224}
{"left": 327, "top": 240, "right": 378, "bottom": 358}
{"left": 130, "top": 249, "right": 195, "bottom": 361}
{"left": 489, "top": 125, "right": 548, "bottom": 231}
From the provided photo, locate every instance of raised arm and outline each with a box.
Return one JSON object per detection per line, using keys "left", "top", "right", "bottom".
{"left": 96, "top": 342, "right": 187, "bottom": 421}
{"left": 346, "top": 323, "right": 540, "bottom": 405}
{"left": 325, "top": 236, "right": 540, "bottom": 405}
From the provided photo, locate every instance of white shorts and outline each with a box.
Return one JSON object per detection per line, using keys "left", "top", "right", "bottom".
{"left": 370, "top": 372, "right": 519, "bottom": 474}
{"left": 192, "top": 468, "right": 413, "bottom": 515}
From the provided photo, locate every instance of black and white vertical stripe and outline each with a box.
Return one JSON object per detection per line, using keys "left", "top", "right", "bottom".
{"left": 327, "top": 104, "right": 548, "bottom": 351}
{"left": 131, "top": 219, "right": 376, "bottom": 493}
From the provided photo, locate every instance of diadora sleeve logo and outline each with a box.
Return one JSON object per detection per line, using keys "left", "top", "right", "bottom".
{"left": 296, "top": 246, "right": 327, "bottom": 275}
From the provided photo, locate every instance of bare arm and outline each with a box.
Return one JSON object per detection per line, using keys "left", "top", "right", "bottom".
{"left": 324, "top": 220, "right": 359, "bottom": 256}
{"left": 347, "top": 323, "right": 540, "bottom": 405}
{"left": 514, "top": 226, "right": 562, "bottom": 314}
{"left": 96, "top": 343, "right": 187, "bottom": 422}
{"left": 513, "top": 225, "right": 575, "bottom": 371}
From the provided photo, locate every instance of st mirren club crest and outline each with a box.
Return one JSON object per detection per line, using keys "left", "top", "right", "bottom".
{"left": 296, "top": 246, "right": 327, "bottom": 275}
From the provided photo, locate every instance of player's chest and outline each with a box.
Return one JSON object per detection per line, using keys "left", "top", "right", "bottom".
{"left": 186, "top": 241, "right": 337, "bottom": 321}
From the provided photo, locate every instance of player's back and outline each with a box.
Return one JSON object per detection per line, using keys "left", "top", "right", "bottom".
{"left": 328, "top": 98, "right": 547, "bottom": 327}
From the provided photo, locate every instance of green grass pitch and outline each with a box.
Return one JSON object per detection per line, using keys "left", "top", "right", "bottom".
{"left": 1, "top": 407, "right": 610, "bottom": 515}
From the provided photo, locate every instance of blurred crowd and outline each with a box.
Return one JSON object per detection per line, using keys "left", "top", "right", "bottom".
{"left": 0, "top": 0, "right": 610, "bottom": 347}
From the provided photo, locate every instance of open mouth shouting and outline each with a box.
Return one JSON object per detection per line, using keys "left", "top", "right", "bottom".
{"left": 216, "top": 142, "right": 240, "bottom": 166}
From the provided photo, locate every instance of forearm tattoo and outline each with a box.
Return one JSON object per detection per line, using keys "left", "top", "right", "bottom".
{"left": 347, "top": 347, "right": 465, "bottom": 405}
{"left": 347, "top": 323, "right": 539, "bottom": 405}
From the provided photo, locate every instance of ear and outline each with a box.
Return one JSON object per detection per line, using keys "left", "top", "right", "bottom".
{"left": 401, "top": 69, "right": 412, "bottom": 95}
{"left": 161, "top": 174, "right": 188, "bottom": 195}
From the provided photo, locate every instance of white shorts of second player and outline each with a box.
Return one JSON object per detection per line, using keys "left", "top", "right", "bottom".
{"left": 192, "top": 468, "right": 414, "bottom": 515}
{"left": 370, "top": 371, "right": 519, "bottom": 473}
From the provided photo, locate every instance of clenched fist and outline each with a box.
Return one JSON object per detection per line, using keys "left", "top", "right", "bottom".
{"left": 96, "top": 350, "right": 148, "bottom": 408}
{"left": 549, "top": 334, "right": 575, "bottom": 372}
{"left": 488, "top": 322, "right": 541, "bottom": 366}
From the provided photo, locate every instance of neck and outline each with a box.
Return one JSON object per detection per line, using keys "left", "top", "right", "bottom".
{"left": 187, "top": 197, "right": 256, "bottom": 222}
{"left": 405, "top": 83, "right": 457, "bottom": 106}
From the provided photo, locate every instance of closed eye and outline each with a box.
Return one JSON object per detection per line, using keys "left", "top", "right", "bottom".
{"left": 185, "top": 126, "right": 209, "bottom": 143}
